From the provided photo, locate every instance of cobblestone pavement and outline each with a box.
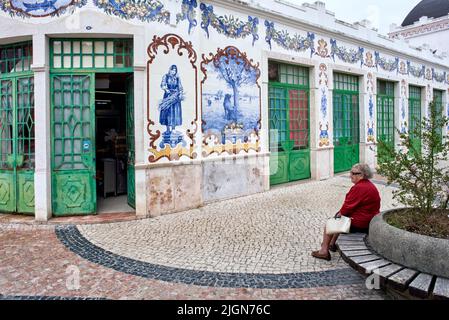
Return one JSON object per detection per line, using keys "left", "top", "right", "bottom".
{"left": 0, "top": 176, "right": 396, "bottom": 300}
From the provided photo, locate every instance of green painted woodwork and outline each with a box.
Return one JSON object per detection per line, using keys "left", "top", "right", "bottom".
{"left": 377, "top": 80, "right": 395, "bottom": 163}
{"left": 377, "top": 81, "right": 395, "bottom": 162}
{"left": 51, "top": 74, "right": 96, "bottom": 216}
{"left": 269, "top": 62, "right": 310, "bottom": 185}
{"left": 126, "top": 76, "right": 135, "bottom": 209}
{"left": 433, "top": 90, "right": 444, "bottom": 146}
{"left": 408, "top": 85, "right": 422, "bottom": 154}
{"left": 50, "top": 39, "right": 133, "bottom": 72}
{"left": 333, "top": 73, "right": 360, "bottom": 173}
{"left": 0, "top": 41, "right": 33, "bottom": 76}
{"left": 0, "top": 73, "right": 35, "bottom": 214}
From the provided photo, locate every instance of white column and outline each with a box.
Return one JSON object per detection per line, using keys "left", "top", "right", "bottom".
{"left": 360, "top": 72, "right": 376, "bottom": 169}
{"left": 310, "top": 63, "right": 333, "bottom": 180}
{"left": 133, "top": 34, "right": 148, "bottom": 218}
{"left": 32, "top": 34, "right": 52, "bottom": 222}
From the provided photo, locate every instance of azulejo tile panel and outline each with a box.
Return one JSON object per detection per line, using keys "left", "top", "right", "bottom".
{"left": 201, "top": 46, "right": 261, "bottom": 157}
{"left": 93, "top": 0, "right": 170, "bottom": 24}
{"left": 147, "top": 34, "right": 199, "bottom": 163}
{"left": 176, "top": 0, "right": 198, "bottom": 35}
{"left": 200, "top": 3, "right": 259, "bottom": 46}
{"left": 318, "top": 63, "right": 329, "bottom": 147}
{"left": 432, "top": 68, "right": 446, "bottom": 83}
{"left": 366, "top": 73, "right": 375, "bottom": 143}
{"left": 265, "top": 20, "right": 315, "bottom": 57}
{"left": 1, "top": 0, "right": 86, "bottom": 18}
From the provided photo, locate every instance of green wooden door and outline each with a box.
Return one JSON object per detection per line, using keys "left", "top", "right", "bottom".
{"left": 333, "top": 74, "right": 360, "bottom": 173}
{"left": 126, "top": 76, "right": 135, "bottom": 208}
{"left": 0, "top": 77, "right": 35, "bottom": 214}
{"left": 269, "top": 85, "right": 310, "bottom": 185}
{"left": 377, "top": 81, "right": 395, "bottom": 163}
{"left": 408, "top": 86, "right": 422, "bottom": 155}
{"left": 51, "top": 74, "right": 96, "bottom": 216}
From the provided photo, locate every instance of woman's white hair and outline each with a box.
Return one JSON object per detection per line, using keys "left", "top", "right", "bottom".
{"left": 352, "top": 163, "right": 373, "bottom": 179}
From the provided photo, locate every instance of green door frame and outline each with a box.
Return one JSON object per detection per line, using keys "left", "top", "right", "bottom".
{"left": 269, "top": 62, "right": 311, "bottom": 186}
{"left": 0, "top": 40, "right": 35, "bottom": 214}
{"left": 49, "top": 38, "right": 135, "bottom": 216}
{"left": 377, "top": 80, "right": 395, "bottom": 163}
{"left": 126, "top": 76, "right": 135, "bottom": 208}
{"left": 333, "top": 73, "right": 360, "bottom": 174}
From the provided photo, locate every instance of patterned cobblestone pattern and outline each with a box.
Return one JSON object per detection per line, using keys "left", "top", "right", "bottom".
{"left": 77, "top": 177, "right": 396, "bottom": 274}
{"left": 0, "top": 176, "right": 395, "bottom": 299}
{"left": 57, "top": 225, "right": 365, "bottom": 289}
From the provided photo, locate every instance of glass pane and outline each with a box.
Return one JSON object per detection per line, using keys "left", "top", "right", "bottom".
{"left": 63, "top": 41, "right": 71, "bottom": 54}
{"left": 82, "top": 56, "right": 93, "bottom": 68}
{"left": 95, "top": 56, "right": 105, "bottom": 68}
{"left": 82, "top": 41, "right": 93, "bottom": 54}
{"left": 53, "top": 56, "right": 61, "bottom": 68}
{"left": 53, "top": 41, "right": 61, "bottom": 54}
{"left": 73, "top": 56, "right": 81, "bottom": 68}
{"left": 73, "top": 41, "right": 81, "bottom": 54}
{"left": 94, "top": 41, "right": 105, "bottom": 54}
{"left": 63, "top": 56, "right": 71, "bottom": 69}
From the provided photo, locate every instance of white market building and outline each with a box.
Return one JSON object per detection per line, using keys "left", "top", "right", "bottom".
{"left": 0, "top": 0, "right": 448, "bottom": 221}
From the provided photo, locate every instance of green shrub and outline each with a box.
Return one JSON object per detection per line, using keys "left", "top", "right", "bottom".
{"left": 377, "top": 101, "right": 449, "bottom": 216}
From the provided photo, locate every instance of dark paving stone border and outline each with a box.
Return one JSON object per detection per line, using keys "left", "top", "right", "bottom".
{"left": 56, "top": 225, "right": 365, "bottom": 289}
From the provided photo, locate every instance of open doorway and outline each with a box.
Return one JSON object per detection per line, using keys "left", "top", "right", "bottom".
{"left": 95, "top": 73, "right": 135, "bottom": 214}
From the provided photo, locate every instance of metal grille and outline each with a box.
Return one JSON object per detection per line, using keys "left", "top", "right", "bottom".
{"left": 433, "top": 89, "right": 444, "bottom": 143}
{"left": 51, "top": 39, "right": 133, "bottom": 71}
{"left": 377, "top": 80, "right": 395, "bottom": 148}
{"left": 53, "top": 75, "right": 92, "bottom": 170}
{"left": 16, "top": 77, "right": 35, "bottom": 170}
{"left": 0, "top": 41, "right": 33, "bottom": 75}
{"left": 333, "top": 73, "right": 359, "bottom": 146}
{"left": 126, "top": 78, "right": 135, "bottom": 164}
{"left": 408, "top": 85, "right": 422, "bottom": 142}
{"left": 0, "top": 80, "right": 13, "bottom": 169}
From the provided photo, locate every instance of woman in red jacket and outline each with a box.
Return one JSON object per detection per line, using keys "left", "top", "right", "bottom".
{"left": 312, "top": 163, "right": 381, "bottom": 261}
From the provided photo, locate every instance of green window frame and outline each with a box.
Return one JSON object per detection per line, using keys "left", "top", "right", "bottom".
{"left": 377, "top": 80, "right": 395, "bottom": 162}
{"left": 408, "top": 85, "right": 422, "bottom": 153}
{"left": 50, "top": 39, "right": 133, "bottom": 72}
{"left": 433, "top": 89, "right": 444, "bottom": 145}
{"left": 268, "top": 62, "right": 310, "bottom": 152}
{"left": 0, "top": 41, "right": 33, "bottom": 76}
{"left": 333, "top": 73, "right": 360, "bottom": 146}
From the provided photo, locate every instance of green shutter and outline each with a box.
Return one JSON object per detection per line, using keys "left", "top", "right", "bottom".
{"left": 377, "top": 80, "right": 395, "bottom": 163}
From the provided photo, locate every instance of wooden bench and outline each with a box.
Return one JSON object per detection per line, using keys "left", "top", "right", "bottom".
{"left": 337, "top": 233, "right": 449, "bottom": 300}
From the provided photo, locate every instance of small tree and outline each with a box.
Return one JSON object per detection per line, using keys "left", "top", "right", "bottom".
{"left": 377, "top": 101, "right": 449, "bottom": 215}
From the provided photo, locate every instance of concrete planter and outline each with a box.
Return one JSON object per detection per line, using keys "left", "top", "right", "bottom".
{"left": 368, "top": 209, "right": 449, "bottom": 279}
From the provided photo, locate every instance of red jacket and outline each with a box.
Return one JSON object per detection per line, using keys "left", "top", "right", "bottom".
{"left": 339, "top": 179, "right": 381, "bottom": 229}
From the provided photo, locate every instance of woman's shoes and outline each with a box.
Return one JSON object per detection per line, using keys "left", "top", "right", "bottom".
{"left": 329, "top": 244, "right": 338, "bottom": 253}
{"left": 311, "top": 251, "right": 331, "bottom": 261}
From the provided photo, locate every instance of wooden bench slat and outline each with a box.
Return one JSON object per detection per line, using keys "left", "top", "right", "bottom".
{"left": 342, "top": 250, "right": 373, "bottom": 257}
{"left": 432, "top": 277, "right": 449, "bottom": 300}
{"left": 336, "top": 240, "right": 365, "bottom": 245}
{"left": 409, "top": 273, "right": 434, "bottom": 298}
{"left": 339, "top": 234, "right": 366, "bottom": 240}
{"left": 349, "top": 254, "right": 381, "bottom": 265}
{"left": 359, "top": 259, "right": 391, "bottom": 274}
{"left": 338, "top": 245, "right": 368, "bottom": 251}
{"left": 387, "top": 268, "right": 419, "bottom": 292}
{"left": 373, "top": 264, "right": 403, "bottom": 279}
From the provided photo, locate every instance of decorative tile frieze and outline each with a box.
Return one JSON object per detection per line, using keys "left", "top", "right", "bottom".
{"left": 374, "top": 52, "right": 398, "bottom": 72}
{"left": 330, "top": 39, "right": 364, "bottom": 66}
{"left": 93, "top": 0, "right": 170, "bottom": 24}
{"left": 176, "top": 0, "right": 198, "bottom": 35}
{"left": 407, "top": 61, "right": 425, "bottom": 79}
{"left": 432, "top": 68, "right": 446, "bottom": 83}
{"left": 318, "top": 63, "right": 329, "bottom": 147}
{"left": 265, "top": 20, "right": 315, "bottom": 56}
{"left": 200, "top": 3, "right": 259, "bottom": 46}
{"left": 366, "top": 73, "right": 375, "bottom": 143}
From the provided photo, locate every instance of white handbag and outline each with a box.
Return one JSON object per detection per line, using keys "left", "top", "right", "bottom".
{"left": 326, "top": 213, "right": 352, "bottom": 235}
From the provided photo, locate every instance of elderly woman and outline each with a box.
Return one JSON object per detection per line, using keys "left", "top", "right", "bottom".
{"left": 312, "top": 164, "right": 381, "bottom": 261}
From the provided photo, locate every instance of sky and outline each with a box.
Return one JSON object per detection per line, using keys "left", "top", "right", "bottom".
{"left": 288, "top": 0, "right": 422, "bottom": 35}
